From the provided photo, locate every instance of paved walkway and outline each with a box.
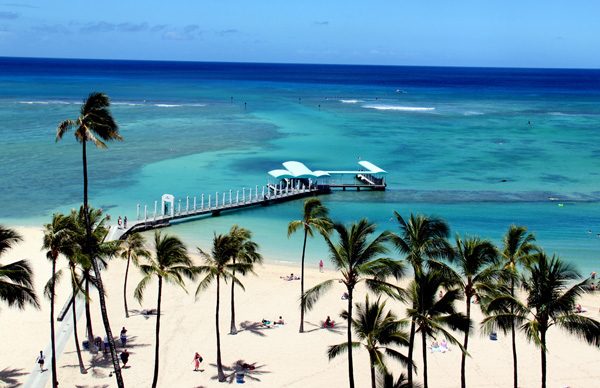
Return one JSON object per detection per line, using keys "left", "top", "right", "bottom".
{"left": 23, "top": 294, "right": 85, "bottom": 388}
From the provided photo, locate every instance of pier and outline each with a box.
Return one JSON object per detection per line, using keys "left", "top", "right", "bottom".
{"left": 109, "top": 160, "right": 387, "bottom": 240}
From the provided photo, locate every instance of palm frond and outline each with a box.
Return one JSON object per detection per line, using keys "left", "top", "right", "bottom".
{"left": 555, "top": 313, "right": 600, "bottom": 347}
{"left": 303, "top": 279, "right": 336, "bottom": 311}
{"left": 133, "top": 274, "right": 153, "bottom": 304}
{"left": 327, "top": 341, "right": 360, "bottom": 360}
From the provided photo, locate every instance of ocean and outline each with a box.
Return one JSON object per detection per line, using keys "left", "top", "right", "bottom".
{"left": 1, "top": 57, "right": 599, "bottom": 273}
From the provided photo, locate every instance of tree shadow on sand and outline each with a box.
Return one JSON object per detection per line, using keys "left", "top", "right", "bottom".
{"left": 118, "top": 335, "right": 150, "bottom": 350}
{"left": 237, "top": 320, "right": 273, "bottom": 337}
{"left": 128, "top": 308, "right": 160, "bottom": 320}
{"left": 208, "top": 359, "right": 271, "bottom": 384}
{"left": 0, "top": 367, "right": 27, "bottom": 387}
{"left": 303, "top": 320, "right": 346, "bottom": 334}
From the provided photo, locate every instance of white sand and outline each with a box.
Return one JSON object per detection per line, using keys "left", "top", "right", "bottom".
{"left": 1, "top": 226, "right": 599, "bottom": 387}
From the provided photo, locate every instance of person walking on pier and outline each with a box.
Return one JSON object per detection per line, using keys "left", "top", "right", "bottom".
{"left": 123, "top": 216, "right": 128, "bottom": 228}
{"left": 117, "top": 216, "right": 122, "bottom": 229}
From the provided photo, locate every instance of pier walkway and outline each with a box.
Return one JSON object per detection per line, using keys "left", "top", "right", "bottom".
{"left": 109, "top": 183, "right": 324, "bottom": 241}
{"left": 107, "top": 160, "right": 388, "bottom": 241}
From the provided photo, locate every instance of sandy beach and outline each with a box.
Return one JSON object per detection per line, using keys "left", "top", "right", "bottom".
{"left": 1, "top": 225, "right": 599, "bottom": 388}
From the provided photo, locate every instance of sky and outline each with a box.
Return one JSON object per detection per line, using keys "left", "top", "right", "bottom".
{"left": 0, "top": 0, "right": 598, "bottom": 68}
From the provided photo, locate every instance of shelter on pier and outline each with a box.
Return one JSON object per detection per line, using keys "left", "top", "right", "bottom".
{"left": 268, "top": 160, "right": 387, "bottom": 190}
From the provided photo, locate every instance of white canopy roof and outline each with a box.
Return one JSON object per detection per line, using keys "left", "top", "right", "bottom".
{"left": 268, "top": 161, "right": 331, "bottom": 179}
{"left": 358, "top": 161, "right": 387, "bottom": 174}
{"left": 268, "top": 160, "right": 386, "bottom": 179}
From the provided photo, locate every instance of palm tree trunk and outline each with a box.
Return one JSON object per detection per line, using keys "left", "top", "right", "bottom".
{"left": 461, "top": 296, "right": 472, "bottom": 388}
{"left": 151, "top": 276, "right": 162, "bottom": 388}
{"left": 82, "top": 139, "right": 124, "bottom": 387}
{"left": 216, "top": 275, "right": 226, "bottom": 382}
{"left": 124, "top": 255, "right": 131, "bottom": 318}
{"left": 71, "top": 279, "right": 86, "bottom": 374}
{"left": 299, "top": 229, "right": 308, "bottom": 333}
{"left": 230, "top": 258, "right": 237, "bottom": 335}
{"left": 84, "top": 277, "right": 94, "bottom": 345}
{"left": 540, "top": 329, "right": 547, "bottom": 388}
{"left": 50, "top": 256, "right": 58, "bottom": 387}
{"left": 369, "top": 351, "right": 376, "bottom": 388}
{"left": 510, "top": 279, "right": 518, "bottom": 388}
{"left": 347, "top": 287, "right": 355, "bottom": 388}
{"left": 407, "top": 317, "right": 416, "bottom": 384}
{"left": 421, "top": 327, "right": 428, "bottom": 388}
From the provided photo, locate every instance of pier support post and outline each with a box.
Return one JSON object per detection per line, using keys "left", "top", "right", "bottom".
{"left": 178, "top": 199, "right": 181, "bottom": 214}
{"left": 208, "top": 195, "right": 211, "bottom": 209}
{"left": 186, "top": 196, "right": 189, "bottom": 212}
{"left": 144, "top": 205, "right": 147, "bottom": 221}
{"left": 216, "top": 192, "right": 219, "bottom": 207}
{"left": 201, "top": 194, "right": 204, "bottom": 210}
{"left": 194, "top": 196, "right": 197, "bottom": 211}
{"left": 255, "top": 185, "right": 258, "bottom": 201}
{"left": 222, "top": 192, "right": 226, "bottom": 207}
{"left": 229, "top": 190, "right": 232, "bottom": 205}
{"left": 262, "top": 186, "right": 265, "bottom": 199}
{"left": 242, "top": 188, "right": 246, "bottom": 203}
{"left": 136, "top": 204, "right": 140, "bottom": 220}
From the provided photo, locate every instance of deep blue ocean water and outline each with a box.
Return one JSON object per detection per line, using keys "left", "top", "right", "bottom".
{"left": 1, "top": 57, "right": 599, "bottom": 273}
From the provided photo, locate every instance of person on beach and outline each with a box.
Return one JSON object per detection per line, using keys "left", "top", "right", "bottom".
{"left": 120, "top": 348, "right": 129, "bottom": 367}
{"left": 193, "top": 352, "right": 202, "bottom": 371}
{"left": 120, "top": 327, "right": 128, "bottom": 346}
{"left": 36, "top": 350, "right": 45, "bottom": 371}
{"left": 103, "top": 335, "right": 109, "bottom": 353}
{"left": 319, "top": 259, "right": 324, "bottom": 272}
{"left": 123, "top": 216, "right": 128, "bottom": 228}
{"left": 117, "top": 216, "right": 122, "bottom": 229}
{"left": 324, "top": 316, "right": 334, "bottom": 328}
{"left": 274, "top": 316, "right": 285, "bottom": 325}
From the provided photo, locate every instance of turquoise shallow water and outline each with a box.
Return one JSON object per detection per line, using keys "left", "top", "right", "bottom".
{"left": 0, "top": 58, "right": 599, "bottom": 274}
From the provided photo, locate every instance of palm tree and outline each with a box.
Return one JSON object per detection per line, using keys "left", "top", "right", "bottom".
{"left": 69, "top": 206, "right": 118, "bottom": 346}
{"left": 195, "top": 233, "right": 253, "bottom": 382}
{"left": 288, "top": 198, "right": 332, "bottom": 333}
{"left": 228, "top": 225, "right": 262, "bottom": 334}
{"left": 56, "top": 92, "right": 124, "bottom": 387}
{"left": 134, "top": 231, "right": 195, "bottom": 388}
{"left": 378, "top": 372, "right": 422, "bottom": 388}
{"left": 42, "top": 214, "right": 74, "bottom": 387}
{"left": 483, "top": 253, "right": 600, "bottom": 388}
{"left": 329, "top": 295, "right": 411, "bottom": 388}
{"left": 406, "top": 270, "right": 470, "bottom": 388}
{"left": 117, "top": 233, "right": 149, "bottom": 318}
{"left": 0, "top": 225, "right": 39, "bottom": 310}
{"left": 451, "top": 235, "right": 498, "bottom": 388}
{"left": 303, "top": 219, "right": 405, "bottom": 388}
{"left": 499, "top": 225, "right": 537, "bottom": 388}
{"left": 65, "top": 242, "right": 87, "bottom": 374}
{"left": 390, "top": 212, "right": 452, "bottom": 385}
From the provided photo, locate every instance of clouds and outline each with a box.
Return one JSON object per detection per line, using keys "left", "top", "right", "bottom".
{"left": 79, "top": 21, "right": 150, "bottom": 33}
{"left": 162, "top": 24, "right": 200, "bottom": 41}
{"left": 0, "top": 11, "right": 18, "bottom": 19}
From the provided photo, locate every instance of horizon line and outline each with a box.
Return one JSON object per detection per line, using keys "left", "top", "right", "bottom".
{"left": 1, "top": 55, "right": 599, "bottom": 72}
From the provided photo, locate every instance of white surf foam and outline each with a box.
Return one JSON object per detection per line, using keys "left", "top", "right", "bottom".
{"left": 362, "top": 104, "right": 435, "bottom": 112}
{"left": 340, "top": 99, "right": 362, "bottom": 104}
{"left": 154, "top": 104, "right": 182, "bottom": 108}
{"left": 19, "top": 100, "right": 72, "bottom": 105}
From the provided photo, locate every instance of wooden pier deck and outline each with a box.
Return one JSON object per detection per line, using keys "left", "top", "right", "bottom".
{"left": 108, "top": 184, "right": 326, "bottom": 241}
{"left": 108, "top": 160, "right": 388, "bottom": 241}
